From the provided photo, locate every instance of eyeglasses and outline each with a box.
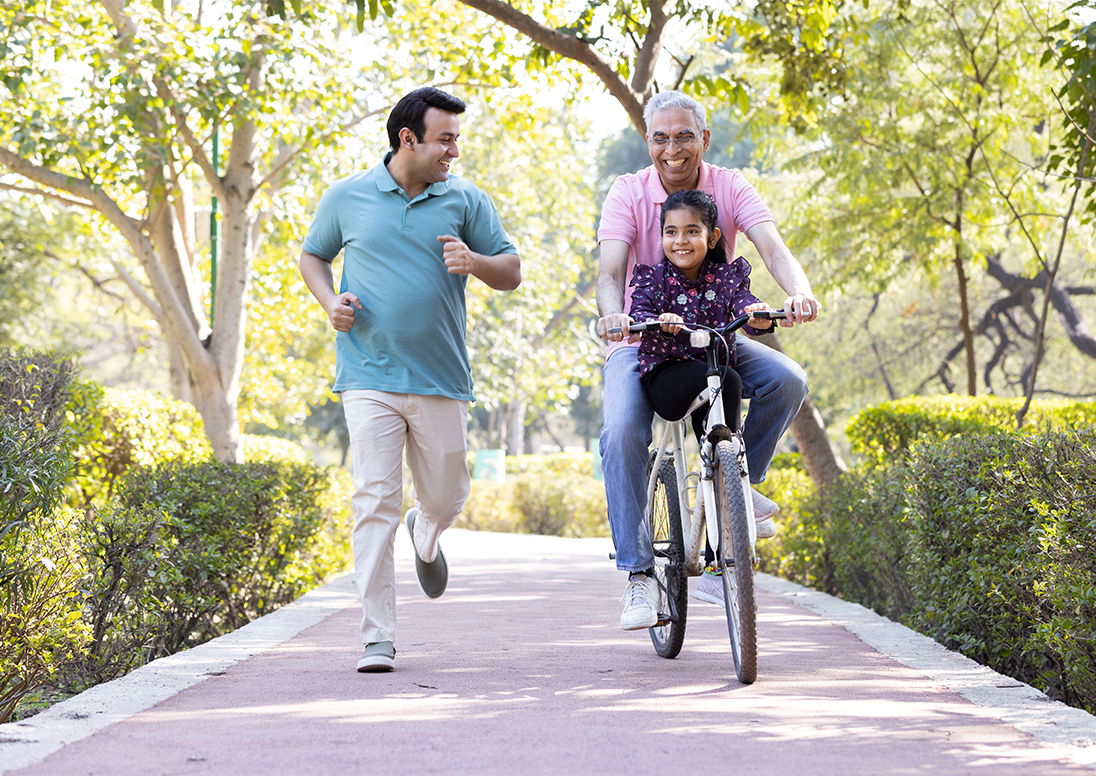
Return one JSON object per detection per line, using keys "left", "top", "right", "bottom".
{"left": 648, "top": 134, "right": 699, "bottom": 148}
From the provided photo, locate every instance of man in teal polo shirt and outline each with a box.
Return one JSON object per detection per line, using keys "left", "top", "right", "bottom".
{"left": 299, "top": 87, "right": 521, "bottom": 673}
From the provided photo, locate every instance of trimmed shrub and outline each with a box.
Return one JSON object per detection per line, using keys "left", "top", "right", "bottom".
{"left": 66, "top": 383, "right": 212, "bottom": 507}
{"left": 820, "top": 463, "right": 913, "bottom": 619}
{"left": 0, "top": 349, "right": 86, "bottom": 724}
{"left": 511, "top": 474, "right": 608, "bottom": 538}
{"left": 753, "top": 464, "right": 825, "bottom": 587}
{"left": 904, "top": 431, "right": 1096, "bottom": 712}
{"left": 64, "top": 459, "right": 353, "bottom": 688}
{"left": 846, "top": 395, "right": 1096, "bottom": 463}
{"left": 458, "top": 454, "right": 608, "bottom": 538}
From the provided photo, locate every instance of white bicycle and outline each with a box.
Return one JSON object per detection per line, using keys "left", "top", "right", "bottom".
{"left": 611, "top": 309, "right": 787, "bottom": 684}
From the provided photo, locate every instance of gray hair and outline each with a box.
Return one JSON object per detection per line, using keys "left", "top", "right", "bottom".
{"left": 643, "top": 91, "right": 708, "bottom": 134}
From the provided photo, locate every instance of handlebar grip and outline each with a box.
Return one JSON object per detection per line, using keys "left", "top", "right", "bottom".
{"left": 750, "top": 309, "right": 787, "bottom": 320}
{"left": 608, "top": 321, "right": 662, "bottom": 334}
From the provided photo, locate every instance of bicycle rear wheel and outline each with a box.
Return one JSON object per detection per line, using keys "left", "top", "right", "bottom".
{"left": 713, "top": 439, "right": 757, "bottom": 683}
{"left": 646, "top": 452, "right": 687, "bottom": 659}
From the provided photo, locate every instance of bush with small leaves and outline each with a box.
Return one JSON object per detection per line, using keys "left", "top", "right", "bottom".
{"left": 846, "top": 395, "right": 1096, "bottom": 463}
{"left": 904, "top": 431, "right": 1096, "bottom": 713}
{"left": 0, "top": 349, "right": 86, "bottom": 724}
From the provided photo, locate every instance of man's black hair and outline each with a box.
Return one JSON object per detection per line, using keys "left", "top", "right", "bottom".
{"left": 387, "top": 87, "right": 466, "bottom": 154}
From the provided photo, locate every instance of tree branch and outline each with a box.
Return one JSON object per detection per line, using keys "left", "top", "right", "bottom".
{"left": 457, "top": 0, "right": 647, "bottom": 132}
{"left": 0, "top": 181, "right": 93, "bottom": 210}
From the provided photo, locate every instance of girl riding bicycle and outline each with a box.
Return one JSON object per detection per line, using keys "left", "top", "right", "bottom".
{"left": 629, "top": 189, "right": 780, "bottom": 603}
{"left": 630, "top": 189, "right": 777, "bottom": 443}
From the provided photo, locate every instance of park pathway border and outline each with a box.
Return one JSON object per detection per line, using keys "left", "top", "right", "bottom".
{"left": 1, "top": 530, "right": 1095, "bottom": 773}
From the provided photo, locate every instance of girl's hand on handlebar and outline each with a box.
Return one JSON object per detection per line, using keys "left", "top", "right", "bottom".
{"left": 658, "top": 313, "right": 684, "bottom": 335}
{"left": 744, "top": 302, "right": 777, "bottom": 332}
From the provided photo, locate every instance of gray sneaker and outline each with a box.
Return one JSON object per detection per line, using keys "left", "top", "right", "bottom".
{"left": 619, "top": 573, "right": 659, "bottom": 630}
{"left": 356, "top": 641, "right": 395, "bottom": 673}
{"left": 404, "top": 508, "right": 448, "bottom": 598}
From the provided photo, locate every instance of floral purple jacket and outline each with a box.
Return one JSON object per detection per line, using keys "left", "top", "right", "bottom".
{"left": 629, "top": 256, "right": 767, "bottom": 375}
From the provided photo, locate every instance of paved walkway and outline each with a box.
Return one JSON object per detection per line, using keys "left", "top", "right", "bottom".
{"left": 2, "top": 530, "right": 1095, "bottom": 775}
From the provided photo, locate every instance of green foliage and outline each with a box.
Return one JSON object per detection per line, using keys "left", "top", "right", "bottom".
{"left": 0, "top": 201, "right": 51, "bottom": 347}
{"left": 847, "top": 396, "right": 1096, "bottom": 463}
{"left": 759, "top": 415, "right": 1096, "bottom": 713}
{"left": 510, "top": 475, "right": 607, "bottom": 538}
{"left": 0, "top": 350, "right": 75, "bottom": 535}
{"left": 66, "top": 383, "right": 212, "bottom": 507}
{"left": 65, "top": 459, "right": 352, "bottom": 688}
{"left": 503, "top": 452, "right": 597, "bottom": 479}
{"left": 0, "top": 507, "right": 89, "bottom": 724}
{"left": 753, "top": 464, "right": 825, "bottom": 587}
{"left": 904, "top": 431, "right": 1096, "bottom": 712}
{"left": 1047, "top": 8, "right": 1096, "bottom": 220}
{"left": 817, "top": 463, "right": 913, "bottom": 618}
{"left": 458, "top": 454, "right": 608, "bottom": 538}
{"left": 0, "top": 349, "right": 86, "bottom": 724}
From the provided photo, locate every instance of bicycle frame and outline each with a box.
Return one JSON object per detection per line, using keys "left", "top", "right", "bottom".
{"left": 610, "top": 308, "right": 788, "bottom": 678}
{"left": 644, "top": 341, "right": 756, "bottom": 580}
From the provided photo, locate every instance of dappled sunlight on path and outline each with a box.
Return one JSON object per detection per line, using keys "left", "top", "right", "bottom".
{"left": 3, "top": 530, "right": 1092, "bottom": 775}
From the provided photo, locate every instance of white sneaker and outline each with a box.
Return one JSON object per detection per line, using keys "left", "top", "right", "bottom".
{"left": 750, "top": 488, "right": 780, "bottom": 539}
{"left": 691, "top": 568, "right": 724, "bottom": 606}
{"left": 619, "top": 573, "right": 659, "bottom": 630}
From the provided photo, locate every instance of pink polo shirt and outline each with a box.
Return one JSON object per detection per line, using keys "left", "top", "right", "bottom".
{"left": 597, "top": 162, "right": 774, "bottom": 358}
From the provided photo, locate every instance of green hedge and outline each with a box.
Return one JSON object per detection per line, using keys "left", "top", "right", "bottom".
{"left": 760, "top": 399, "right": 1096, "bottom": 714}
{"left": 0, "top": 350, "right": 86, "bottom": 724}
{"left": 3, "top": 359, "right": 354, "bottom": 721}
{"left": 65, "top": 459, "right": 352, "bottom": 688}
{"left": 846, "top": 395, "right": 1096, "bottom": 463}
{"left": 66, "top": 383, "right": 314, "bottom": 507}
{"left": 458, "top": 452, "right": 607, "bottom": 537}
{"left": 904, "top": 431, "right": 1096, "bottom": 712}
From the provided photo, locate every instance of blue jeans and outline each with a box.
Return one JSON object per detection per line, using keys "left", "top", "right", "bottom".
{"left": 599, "top": 339, "right": 808, "bottom": 572}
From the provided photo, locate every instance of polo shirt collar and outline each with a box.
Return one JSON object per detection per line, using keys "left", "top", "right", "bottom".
{"left": 644, "top": 160, "right": 715, "bottom": 204}
{"left": 376, "top": 152, "right": 450, "bottom": 197}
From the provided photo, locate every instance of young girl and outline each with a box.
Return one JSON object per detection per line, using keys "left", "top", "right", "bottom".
{"left": 629, "top": 189, "right": 776, "bottom": 443}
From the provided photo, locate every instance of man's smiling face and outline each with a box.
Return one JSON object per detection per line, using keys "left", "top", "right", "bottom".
{"left": 405, "top": 107, "right": 460, "bottom": 188}
{"left": 646, "top": 108, "right": 711, "bottom": 194}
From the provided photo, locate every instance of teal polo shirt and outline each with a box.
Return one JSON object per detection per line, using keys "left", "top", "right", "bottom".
{"left": 302, "top": 155, "right": 516, "bottom": 400}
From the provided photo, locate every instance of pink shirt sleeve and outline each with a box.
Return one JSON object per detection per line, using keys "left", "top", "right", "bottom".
{"left": 597, "top": 175, "right": 639, "bottom": 245}
{"left": 711, "top": 168, "right": 774, "bottom": 240}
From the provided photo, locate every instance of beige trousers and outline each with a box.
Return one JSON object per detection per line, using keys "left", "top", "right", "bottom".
{"left": 342, "top": 390, "right": 470, "bottom": 646}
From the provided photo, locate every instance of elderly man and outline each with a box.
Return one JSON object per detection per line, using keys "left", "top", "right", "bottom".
{"left": 595, "top": 91, "right": 820, "bottom": 630}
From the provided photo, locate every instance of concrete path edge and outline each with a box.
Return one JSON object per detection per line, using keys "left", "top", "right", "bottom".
{"left": 1, "top": 560, "right": 1095, "bottom": 773}
{"left": 755, "top": 573, "right": 1096, "bottom": 769}
{"left": 0, "top": 574, "right": 359, "bottom": 774}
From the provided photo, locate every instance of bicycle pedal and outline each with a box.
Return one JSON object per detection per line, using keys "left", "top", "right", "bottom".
{"left": 608, "top": 552, "right": 616, "bottom": 560}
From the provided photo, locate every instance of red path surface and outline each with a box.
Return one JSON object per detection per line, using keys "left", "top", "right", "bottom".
{"left": 2, "top": 530, "right": 1093, "bottom": 775}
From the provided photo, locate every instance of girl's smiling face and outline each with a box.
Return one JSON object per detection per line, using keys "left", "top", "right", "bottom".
{"left": 662, "top": 206, "right": 721, "bottom": 281}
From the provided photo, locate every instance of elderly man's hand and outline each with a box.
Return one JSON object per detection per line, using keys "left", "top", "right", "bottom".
{"left": 779, "top": 294, "right": 821, "bottom": 327}
{"left": 597, "top": 313, "right": 641, "bottom": 343}
{"left": 327, "top": 293, "right": 362, "bottom": 332}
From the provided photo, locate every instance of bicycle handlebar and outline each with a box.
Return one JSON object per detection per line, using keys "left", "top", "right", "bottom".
{"left": 608, "top": 309, "right": 787, "bottom": 335}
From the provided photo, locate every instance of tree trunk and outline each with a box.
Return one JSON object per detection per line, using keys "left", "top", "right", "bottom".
{"left": 953, "top": 242, "right": 977, "bottom": 396}
{"left": 506, "top": 397, "right": 526, "bottom": 457}
{"left": 755, "top": 332, "right": 847, "bottom": 491}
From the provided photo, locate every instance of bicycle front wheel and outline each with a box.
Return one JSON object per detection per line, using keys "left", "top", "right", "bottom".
{"left": 713, "top": 439, "right": 757, "bottom": 683}
{"left": 646, "top": 452, "right": 687, "bottom": 659}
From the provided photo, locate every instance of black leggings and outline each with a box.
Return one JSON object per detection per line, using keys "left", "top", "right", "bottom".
{"left": 640, "top": 360, "right": 743, "bottom": 443}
